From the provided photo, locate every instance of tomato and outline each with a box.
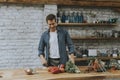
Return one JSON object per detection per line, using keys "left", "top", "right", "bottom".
{"left": 59, "top": 68, "right": 65, "bottom": 73}
{"left": 50, "top": 67, "right": 60, "bottom": 74}
{"left": 48, "top": 66, "right": 60, "bottom": 74}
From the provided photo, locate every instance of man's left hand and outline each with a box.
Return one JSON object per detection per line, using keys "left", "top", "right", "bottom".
{"left": 69, "top": 54, "right": 75, "bottom": 64}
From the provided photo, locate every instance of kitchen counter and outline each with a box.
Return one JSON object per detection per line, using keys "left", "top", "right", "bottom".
{"left": 0, "top": 67, "right": 120, "bottom": 80}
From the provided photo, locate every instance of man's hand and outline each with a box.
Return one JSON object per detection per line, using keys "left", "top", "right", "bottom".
{"left": 40, "top": 55, "right": 48, "bottom": 67}
{"left": 69, "top": 54, "right": 75, "bottom": 64}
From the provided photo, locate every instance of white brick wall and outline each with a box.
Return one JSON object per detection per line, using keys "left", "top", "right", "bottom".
{"left": 0, "top": 4, "right": 43, "bottom": 69}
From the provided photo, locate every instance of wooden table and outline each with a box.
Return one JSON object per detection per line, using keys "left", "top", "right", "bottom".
{"left": 0, "top": 68, "right": 120, "bottom": 80}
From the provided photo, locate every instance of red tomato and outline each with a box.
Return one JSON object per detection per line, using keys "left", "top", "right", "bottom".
{"left": 50, "top": 67, "right": 60, "bottom": 74}
{"left": 59, "top": 68, "right": 65, "bottom": 73}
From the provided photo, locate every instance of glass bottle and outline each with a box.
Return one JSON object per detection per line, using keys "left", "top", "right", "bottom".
{"left": 65, "top": 11, "right": 69, "bottom": 23}
{"left": 69, "top": 11, "right": 73, "bottom": 23}
{"left": 78, "top": 12, "right": 84, "bottom": 23}
{"left": 74, "top": 12, "right": 79, "bottom": 23}
{"left": 61, "top": 11, "right": 66, "bottom": 23}
{"left": 81, "top": 12, "right": 84, "bottom": 23}
{"left": 76, "top": 12, "right": 79, "bottom": 23}
{"left": 57, "top": 10, "right": 61, "bottom": 23}
{"left": 72, "top": 12, "right": 75, "bottom": 23}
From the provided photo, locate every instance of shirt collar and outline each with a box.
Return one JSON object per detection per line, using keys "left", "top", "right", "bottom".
{"left": 46, "top": 27, "right": 60, "bottom": 33}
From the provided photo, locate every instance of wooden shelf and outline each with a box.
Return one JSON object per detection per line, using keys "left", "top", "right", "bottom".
{"left": 71, "top": 37, "right": 120, "bottom": 40}
{"left": 0, "top": 0, "right": 120, "bottom": 7}
{"left": 75, "top": 57, "right": 120, "bottom": 61}
{"left": 58, "top": 23, "right": 117, "bottom": 26}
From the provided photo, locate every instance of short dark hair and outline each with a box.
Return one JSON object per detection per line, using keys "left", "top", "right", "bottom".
{"left": 46, "top": 14, "right": 56, "bottom": 23}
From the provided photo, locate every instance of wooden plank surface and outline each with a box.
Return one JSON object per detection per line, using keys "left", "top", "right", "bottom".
{"left": 75, "top": 57, "right": 120, "bottom": 61}
{"left": 71, "top": 37, "right": 120, "bottom": 40}
{"left": 0, "top": 68, "right": 120, "bottom": 80}
{"left": 0, "top": 0, "right": 120, "bottom": 7}
{"left": 58, "top": 23, "right": 117, "bottom": 26}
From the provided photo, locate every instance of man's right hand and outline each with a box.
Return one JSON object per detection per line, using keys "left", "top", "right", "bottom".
{"left": 42, "top": 59, "right": 48, "bottom": 67}
{"left": 40, "top": 55, "right": 48, "bottom": 67}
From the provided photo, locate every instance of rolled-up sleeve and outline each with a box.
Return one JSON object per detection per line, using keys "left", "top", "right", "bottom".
{"left": 38, "top": 34, "right": 45, "bottom": 57}
{"left": 65, "top": 30, "right": 75, "bottom": 54}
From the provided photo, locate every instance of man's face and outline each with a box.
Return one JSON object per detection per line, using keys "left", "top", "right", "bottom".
{"left": 47, "top": 19, "right": 56, "bottom": 29}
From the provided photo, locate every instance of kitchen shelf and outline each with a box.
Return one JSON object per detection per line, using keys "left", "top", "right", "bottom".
{"left": 75, "top": 57, "right": 120, "bottom": 61}
{"left": 58, "top": 23, "right": 117, "bottom": 26}
{"left": 71, "top": 37, "right": 120, "bottom": 40}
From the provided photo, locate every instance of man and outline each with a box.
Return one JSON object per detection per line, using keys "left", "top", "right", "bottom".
{"left": 38, "top": 14, "right": 75, "bottom": 67}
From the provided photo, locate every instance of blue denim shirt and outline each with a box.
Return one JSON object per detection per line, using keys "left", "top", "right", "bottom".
{"left": 38, "top": 27, "right": 75, "bottom": 64}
